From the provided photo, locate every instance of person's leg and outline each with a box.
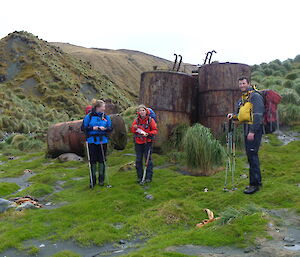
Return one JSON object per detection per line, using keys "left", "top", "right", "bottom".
{"left": 88, "top": 143, "right": 97, "bottom": 187}
{"left": 246, "top": 130, "right": 263, "bottom": 186}
{"left": 144, "top": 143, "right": 153, "bottom": 181}
{"left": 98, "top": 162, "right": 105, "bottom": 185}
{"left": 244, "top": 127, "right": 263, "bottom": 193}
{"left": 135, "top": 143, "right": 144, "bottom": 182}
{"left": 98, "top": 144, "right": 107, "bottom": 185}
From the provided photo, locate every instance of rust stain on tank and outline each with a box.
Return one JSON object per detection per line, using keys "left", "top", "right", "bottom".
{"left": 198, "top": 63, "right": 251, "bottom": 135}
{"left": 47, "top": 120, "right": 85, "bottom": 158}
{"left": 47, "top": 115, "right": 127, "bottom": 158}
{"left": 140, "top": 71, "right": 197, "bottom": 146}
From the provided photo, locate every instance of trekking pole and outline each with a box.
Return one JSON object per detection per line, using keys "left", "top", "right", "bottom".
{"left": 100, "top": 143, "right": 112, "bottom": 188}
{"left": 86, "top": 142, "right": 94, "bottom": 189}
{"left": 224, "top": 119, "right": 233, "bottom": 192}
{"left": 141, "top": 142, "right": 152, "bottom": 185}
{"left": 231, "top": 122, "right": 237, "bottom": 191}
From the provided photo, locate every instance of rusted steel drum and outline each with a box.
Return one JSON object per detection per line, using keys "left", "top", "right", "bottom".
{"left": 198, "top": 63, "right": 251, "bottom": 135}
{"left": 104, "top": 99, "right": 120, "bottom": 115}
{"left": 140, "top": 71, "right": 198, "bottom": 147}
{"left": 47, "top": 114, "right": 127, "bottom": 158}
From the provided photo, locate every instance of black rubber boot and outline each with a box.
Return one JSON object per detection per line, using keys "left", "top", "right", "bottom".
{"left": 90, "top": 163, "right": 97, "bottom": 188}
{"left": 98, "top": 162, "right": 105, "bottom": 186}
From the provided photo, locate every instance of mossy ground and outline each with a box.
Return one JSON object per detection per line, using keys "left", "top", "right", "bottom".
{"left": 0, "top": 132, "right": 299, "bottom": 256}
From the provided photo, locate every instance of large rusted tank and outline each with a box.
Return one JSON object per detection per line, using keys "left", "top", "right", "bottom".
{"left": 198, "top": 62, "right": 251, "bottom": 135}
{"left": 140, "top": 71, "right": 198, "bottom": 147}
{"left": 47, "top": 114, "right": 127, "bottom": 158}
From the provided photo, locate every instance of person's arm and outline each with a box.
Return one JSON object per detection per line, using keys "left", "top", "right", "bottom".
{"left": 105, "top": 116, "right": 113, "bottom": 132}
{"left": 83, "top": 115, "right": 93, "bottom": 132}
{"left": 131, "top": 119, "right": 138, "bottom": 133}
{"left": 227, "top": 100, "right": 241, "bottom": 120}
{"left": 149, "top": 119, "right": 158, "bottom": 136}
{"left": 249, "top": 92, "right": 264, "bottom": 133}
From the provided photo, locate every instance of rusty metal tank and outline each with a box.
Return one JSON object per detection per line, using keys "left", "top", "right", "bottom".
{"left": 47, "top": 114, "right": 127, "bottom": 158}
{"left": 198, "top": 62, "right": 251, "bottom": 135}
{"left": 140, "top": 71, "right": 198, "bottom": 147}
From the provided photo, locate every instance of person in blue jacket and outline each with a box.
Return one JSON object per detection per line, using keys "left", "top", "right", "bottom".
{"left": 82, "top": 99, "right": 112, "bottom": 188}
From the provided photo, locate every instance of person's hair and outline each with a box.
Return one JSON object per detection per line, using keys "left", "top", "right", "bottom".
{"left": 91, "top": 99, "right": 105, "bottom": 109}
{"left": 137, "top": 104, "right": 147, "bottom": 112}
{"left": 238, "top": 77, "right": 250, "bottom": 84}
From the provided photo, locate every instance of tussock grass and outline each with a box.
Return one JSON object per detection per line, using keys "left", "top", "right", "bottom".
{"left": 183, "top": 124, "right": 225, "bottom": 175}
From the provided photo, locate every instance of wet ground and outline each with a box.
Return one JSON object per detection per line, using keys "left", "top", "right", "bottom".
{"left": 167, "top": 208, "right": 300, "bottom": 257}
{"left": 0, "top": 172, "right": 36, "bottom": 194}
{"left": 1, "top": 237, "right": 145, "bottom": 257}
{"left": 274, "top": 130, "right": 300, "bottom": 145}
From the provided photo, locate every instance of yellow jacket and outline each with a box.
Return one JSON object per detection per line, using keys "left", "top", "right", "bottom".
{"left": 237, "top": 91, "right": 253, "bottom": 124}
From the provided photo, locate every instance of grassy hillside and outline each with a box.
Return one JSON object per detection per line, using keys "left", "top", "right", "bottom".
{"left": 51, "top": 42, "right": 195, "bottom": 98}
{"left": 0, "top": 31, "right": 134, "bottom": 135}
{"left": 251, "top": 55, "right": 300, "bottom": 125}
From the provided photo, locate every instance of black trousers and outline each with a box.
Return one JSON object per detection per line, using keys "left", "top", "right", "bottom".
{"left": 135, "top": 143, "right": 153, "bottom": 180}
{"left": 88, "top": 143, "right": 107, "bottom": 164}
{"left": 244, "top": 126, "right": 263, "bottom": 186}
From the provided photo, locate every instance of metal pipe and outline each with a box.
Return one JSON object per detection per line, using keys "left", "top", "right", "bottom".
{"left": 177, "top": 55, "right": 182, "bottom": 71}
{"left": 172, "top": 53, "right": 178, "bottom": 70}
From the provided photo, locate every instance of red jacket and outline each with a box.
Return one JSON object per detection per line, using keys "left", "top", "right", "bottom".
{"left": 131, "top": 113, "right": 158, "bottom": 144}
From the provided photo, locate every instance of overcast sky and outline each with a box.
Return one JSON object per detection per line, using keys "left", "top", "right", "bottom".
{"left": 1, "top": 0, "right": 299, "bottom": 65}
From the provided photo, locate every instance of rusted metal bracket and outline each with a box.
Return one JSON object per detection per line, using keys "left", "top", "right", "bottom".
{"left": 172, "top": 53, "right": 178, "bottom": 70}
{"left": 177, "top": 55, "right": 182, "bottom": 71}
{"left": 204, "top": 50, "right": 217, "bottom": 64}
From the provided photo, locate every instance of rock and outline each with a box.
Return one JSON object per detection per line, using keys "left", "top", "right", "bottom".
{"left": 244, "top": 247, "right": 255, "bottom": 253}
{"left": 58, "top": 153, "right": 83, "bottom": 162}
{"left": 283, "top": 236, "right": 295, "bottom": 243}
{"left": 119, "top": 161, "right": 135, "bottom": 172}
{"left": 240, "top": 174, "right": 248, "bottom": 179}
{"left": 145, "top": 194, "right": 154, "bottom": 200}
{"left": 15, "top": 202, "right": 38, "bottom": 211}
{"left": 119, "top": 240, "right": 126, "bottom": 245}
{"left": 8, "top": 156, "right": 16, "bottom": 160}
{"left": 0, "top": 198, "right": 12, "bottom": 213}
{"left": 203, "top": 187, "right": 208, "bottom": 192}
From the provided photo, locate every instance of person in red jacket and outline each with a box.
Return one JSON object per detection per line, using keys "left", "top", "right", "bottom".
{"left": 131, "top": 105, "right": 158, "bottom": 184}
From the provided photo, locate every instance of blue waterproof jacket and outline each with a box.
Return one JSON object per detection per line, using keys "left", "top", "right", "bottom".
{"left": 82, "top": 112, "right": 112, "bottom": 144}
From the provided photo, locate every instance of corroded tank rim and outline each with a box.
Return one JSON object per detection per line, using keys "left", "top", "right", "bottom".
{"left": 199, "top": 62, "right": 250, "bottom": 68}
{"left": 141, "top": 70, "right": 195, "bottom": 78}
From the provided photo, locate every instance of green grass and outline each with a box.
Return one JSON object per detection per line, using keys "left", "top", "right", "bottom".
{"left": 0, "top": 135, "right": 299, "bottom": 256}
{"left": 0, "top": 182, "right": 20, "bottom": 197}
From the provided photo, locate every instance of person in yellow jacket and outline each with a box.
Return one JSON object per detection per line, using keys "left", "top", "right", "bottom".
{"left": 227, "top": 77, "right": 265, "bottom": 194}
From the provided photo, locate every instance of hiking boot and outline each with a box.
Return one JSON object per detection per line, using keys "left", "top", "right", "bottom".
{"left": 246, "top": 182, "right": 263, "bottom": 189}
{"left": 136, "top": 178, "right": 142, "bottom": 184}
{"left": 99, "top": 181, "right": 104, "bottom": 186}
{"left": 145, "top": 179, "right": 152, "bottom": 183}
{"left": 244, "top": 186, "right": 259, "bottom": 194}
